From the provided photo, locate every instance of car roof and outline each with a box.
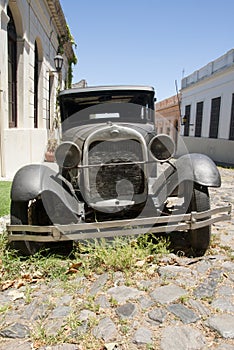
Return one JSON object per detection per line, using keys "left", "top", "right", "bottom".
{"left": 59, "top": 85, "right": 155, "bottom": 96}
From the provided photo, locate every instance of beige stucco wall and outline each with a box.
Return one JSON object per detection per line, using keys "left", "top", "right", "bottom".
{"left": 4, "top": 129, "right": 47, "bottom": 178}
{"left": 0, "top": 0, "right": 73, "bottom": 178}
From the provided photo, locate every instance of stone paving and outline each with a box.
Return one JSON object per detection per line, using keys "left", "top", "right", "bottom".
{"left": 0, "top": 167, "right": 233, "bottom": 350}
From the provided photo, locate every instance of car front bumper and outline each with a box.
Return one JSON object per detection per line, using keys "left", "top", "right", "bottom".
{"left": 7, "top": 204, "right": 231, "bottom": 243}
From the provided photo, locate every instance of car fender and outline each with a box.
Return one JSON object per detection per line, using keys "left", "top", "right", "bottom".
{"left": 149, "top": 153, "right": 221, "bottom": 206}
{"left": 11, "top": 164, "right": 80, "bottom": 223}
{"left": 174, "top": 153, "right": 221, "bottom": 187}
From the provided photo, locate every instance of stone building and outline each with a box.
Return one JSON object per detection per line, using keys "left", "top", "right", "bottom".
{"left": 0, "top": 0, "right": 76, "bottom": 178}
{"left": 177, "top": 49, "right": 234, "bottom": 165}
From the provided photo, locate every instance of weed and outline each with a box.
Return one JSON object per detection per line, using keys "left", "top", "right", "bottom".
{"left": 179, "top": 295, "right": 190, "bottom": 304}
{"left": 66, "top": 312, "right": 83, "bottom": 331}
{"left": 109, "top": 296, "right": 118, "bottom": 307}
{"left": 74, "top": 234, "right": 170, "bottom": 275}
{"left": 0, "top": 231, "right": 170, "bottom": 290}
{"left": 31, "top": 321, "right": 51, "bottom": 347}
{"left": 31, "top": 320, "right": 70, "bottom": 347}
{"left": 0, "top": 304, "right": 11, "bottom": 314}
{"left": 83, "top": 295, "right": 100, "bottom": 313}
{"left": 24, "top": 285, "right": 33, "bottom": 304}
{"left": 120, "top": 324, "right": 130, "bottom": 335}
{"left": 87, "top": 315, "right": 99, "bottom": 328}
{"left": 119, "top": 318, "right": 130, "bottom": 335}
{"left": 137, "top": 233, "right": 170, "bottom": 256}
{"left": 0, "top": 239, "right": 70, "bottom": 286}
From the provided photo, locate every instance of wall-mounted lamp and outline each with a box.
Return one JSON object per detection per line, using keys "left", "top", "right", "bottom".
{"left": 54, "top": 54, "right": 64, "bottom": 72}
{"left": 181, "top": 116, "right": 187, "bottom": 125}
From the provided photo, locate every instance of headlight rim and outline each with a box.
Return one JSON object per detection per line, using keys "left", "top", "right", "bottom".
{"left": 55, "top": 141, "right": 81, "bottom": 169}
{"left": 149, "top": 134, "right": 175, "bottom": 162}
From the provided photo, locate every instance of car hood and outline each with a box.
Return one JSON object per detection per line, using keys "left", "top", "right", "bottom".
{"left": 61, "top": 122, "right": 155, "bottom": 149}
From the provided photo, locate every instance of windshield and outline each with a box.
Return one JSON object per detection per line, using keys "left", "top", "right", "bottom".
{"left": 59, "top": 90, "right": 155, "bottom": 129}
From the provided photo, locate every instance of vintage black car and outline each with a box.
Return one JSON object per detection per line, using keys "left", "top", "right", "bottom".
{"left": 7, "top": 86, "right": 231, "bottom": 256}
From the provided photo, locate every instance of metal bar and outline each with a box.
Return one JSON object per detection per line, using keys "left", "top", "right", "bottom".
{"left": 8, "top": 234, "right": 64, "bottom": 243}
{"left": 192, "top": 204, "right": 232, "bottom": 220}
{"left": 8, "top": 225, "right": 53, "bottom": 233}
{"left": 77, "top": 160, "right": 156, "bottom": 169}
{"left": 7, "top": 204, "right": 231, "bottom": 233}
{"left": 190, "top": 213, "right": 231, "bottom": 230}
{"left": 8, "top": 222, "right": 191, "bottom": 242}
{"left": 8, "top": 212, "right": 192, "bottom": 232}
{"left": 7, "top": 204, "right": 231, "bottom": 243}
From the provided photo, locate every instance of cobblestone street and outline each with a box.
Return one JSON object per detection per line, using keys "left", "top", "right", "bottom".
{"left": 0, "top": 167, "right": 233, "bottom": 350}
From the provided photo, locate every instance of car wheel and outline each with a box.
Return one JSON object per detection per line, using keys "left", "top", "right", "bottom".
{"left": 10, "top": 199, "right": 73, "bottom": 256}
{"left": 10, "top": 200, "right": 39, "bottom": 255}
{"left": 187, "top": 184, "right": 211, "bottom": 257}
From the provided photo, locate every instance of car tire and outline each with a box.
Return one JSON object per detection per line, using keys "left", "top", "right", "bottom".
{"left": 10, "top": 200, "right": 39, "bottom": 255}
{"left": 10, "top": 200, "right": 73, "bottom": 256}
{"left": 187, "top": 184, "right": 211, "bottom": 257}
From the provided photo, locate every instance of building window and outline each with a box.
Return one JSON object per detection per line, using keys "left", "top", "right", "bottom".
{"left": 195, "top": 101, "right": 203, "bottom": 137}
{"left": 34, "top": 42, "right": 39, "bottom": 128}
{"left": 184, "top": 105, "right": 191, "bottom": 136}
{"left": 209, "top": 97, "right": 221, "bottom": 138}
{"left": 229, "top": 94, "right": 234, "bottom": 140}
{"left": 47, "top": 75, "right": 54, "bottom": 129}
{"left": 7, "top": 7, "right": 17, "bottom": 128}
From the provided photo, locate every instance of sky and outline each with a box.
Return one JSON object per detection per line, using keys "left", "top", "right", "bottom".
{"left": 60, "top": 0, "right": 234, "bottom": 101}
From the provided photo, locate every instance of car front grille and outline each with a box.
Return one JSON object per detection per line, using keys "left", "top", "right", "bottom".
{"left": 88, "top": 140, "right": 145, "bottom": 200}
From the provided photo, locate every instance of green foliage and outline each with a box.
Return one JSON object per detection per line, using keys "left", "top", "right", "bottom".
{"left": 79, "top": 237, "right": 141, "bottom": 272}
{"left": 0, "top": 233, "right": 70, "bottom": 285}
{"left": 0, "top": 181, "right": 11, "bottom": 217}
{"left": 57, "top": 24, "right": 77, "bottom": 88}
{"left": 74, "top": 234, "right": 170, "bottom": 275}
{"left": 0, "top": 233, "right": 170, "bottom": 290}
{"left": 137, "top": 233, "right": 171, "bottom": 255}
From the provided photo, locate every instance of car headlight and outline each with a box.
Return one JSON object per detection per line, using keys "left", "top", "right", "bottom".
{"left": 55, "top": 142, "right": 81, "bottom": 169}
{"left": 149, "top": 134, "right": 175, "bottom": 162}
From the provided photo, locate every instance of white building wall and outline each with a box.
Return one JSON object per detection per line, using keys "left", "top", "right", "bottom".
{"left": 178, "top": 49, "right": 234, "bottom": 165}
{"left": 0, "top": 1, "right": 10, "bottom": 177}
{"left": 0, "top": 0, "right": 72, "bottom": 178}
{"left": 177, "top": 136, "right": 234, "bottom": 165}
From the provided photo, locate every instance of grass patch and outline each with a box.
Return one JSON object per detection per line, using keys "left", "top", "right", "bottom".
{"left": 72, "top": 235, "right": 170, "bottom": 276}
{"left": 0, "top": 232, "right": 170, "bottom": 290}
{"left": 0, "top": 233, "right": 71, "bottom": 287}
{"left": 0, "top": 181, "right": 11, "bottom": 217}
